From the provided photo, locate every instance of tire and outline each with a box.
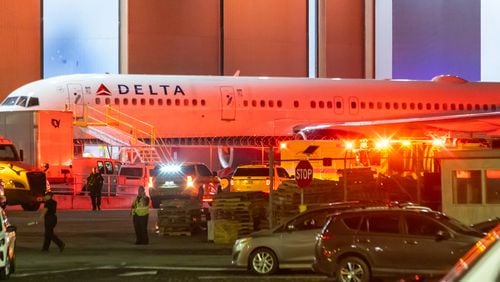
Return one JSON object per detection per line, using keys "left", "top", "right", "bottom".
{"left": 0, "top": 254, "right": 11, "bottom": 280}
{"left": 21, "top": 201, "right": 40, "bottom": 211}
{"left": 249, "top": 248, "right": 278, "bottom": 275}
{"left": 336, "top": 256, "right": 370, "bottom": 282}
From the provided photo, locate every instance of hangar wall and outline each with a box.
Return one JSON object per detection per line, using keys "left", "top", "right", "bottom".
{"left": 0, "top": 0, "right": 41, "bottom": 98}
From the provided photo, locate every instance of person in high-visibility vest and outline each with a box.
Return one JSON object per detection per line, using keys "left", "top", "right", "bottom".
{"left": 131, "top": 186, "right": 150, "bottom": 245}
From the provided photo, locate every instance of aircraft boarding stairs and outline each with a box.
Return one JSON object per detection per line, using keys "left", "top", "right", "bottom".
{"left": 74, "top": 105, "right": 172, "bottom": 164}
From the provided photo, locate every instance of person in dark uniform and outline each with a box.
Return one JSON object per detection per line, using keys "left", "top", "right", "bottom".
{"left": 39, "top": 191, "right": 65, "bottom": 252}
{"left": 131, "top": 186, "right": 150, "bottom": 245}
{"left": 87, "top": 167, "right": 104, "bottom": 211}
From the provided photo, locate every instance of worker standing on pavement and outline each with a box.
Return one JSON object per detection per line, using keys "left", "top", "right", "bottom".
{"left": 39, "top": 191, "right": 65, "bottom": 252}
{"left": 131, "top": 186, "right": 150, "bottom": 244}
{"left": 87, "top": 167, "right": 104, "bottom": 211}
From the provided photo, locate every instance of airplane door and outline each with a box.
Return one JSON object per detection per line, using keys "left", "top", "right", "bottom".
{"left": 67, "top": 84, "right": 85, "bottom": 119}
{"left": 220, "top": 86, "right": 236, "bottom": 121}
{"left": 349, "top": 96, "right": 359, "bottom": 115}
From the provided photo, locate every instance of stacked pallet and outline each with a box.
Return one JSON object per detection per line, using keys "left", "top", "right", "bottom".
{"left": 212, "top": 192, "right": 268, "bottom": 244}
{"left": 272, "top": 179, "right": 343, "bottom": 225}
{"left": 157, "top": 197, "right": 202, "bottom": 236}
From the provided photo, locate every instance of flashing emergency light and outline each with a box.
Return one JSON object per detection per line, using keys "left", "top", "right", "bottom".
{"left": 344, "top": 141, "right": 354, "bottom": 150}
{"left": 279, "top": 142, "right": 287, "bottom": 150}
{"left": 375, "top": 138, "right": 391, "bottom": 150}
{"left": 432, "top": 138, "right": 446, "bottom": 148}
{"left": 401, "top": 140, "right": 412, "bottom": 147}
{"left": 160, "top": 164, "right": 182, "bottom": 173}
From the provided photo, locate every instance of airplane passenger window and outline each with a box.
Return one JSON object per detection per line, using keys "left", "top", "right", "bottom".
{"left": 393, "top": 102, "right": 399, "bottom": 110}
{"left": 184, "top": 99, "right": 189, "bottom": 106}
{"left": 260, "top": 100, "right": 265, "bottom": 107}
{"left": 192, "top": 99, "right": 197, "bottom": 106}
{"left": 140, "top": 98, "right": 146, "bottom": 105}
{"left": 243, "top": 100, "right": 248, "bottom": 107}
{"left": 360, "top": 102, "right": 366, "bottom": 109}
{"left": 175, "top": 99, "right": 180, "bottom": 106}
{"left": 410, "top": 103, "right": 415, "bottom": 110}
{"left": 327, "top": 101, "right": 332, "bottom": 108}
{"left": 95, "top": 98, "right": 101, "bottom": 105}
{"left": 376, "top": 102, "right": 382, "bottom": 109}
{"left": 252, "top": 100, "right": 257, "bottom": 107}
{"left": 294, "top": 101, "right": 299, "bottom": 108}
{"left": 158, "top": 99, "right": 163, "bottom": 106}
{"left": 385, "top": 102, "right": 390, "bottom": 109}
{"left": 123, "top": 99, "right": 128, "bottom": 105}
{"left": 337, "top": 101, "right": 343, "bottom": 109}
{"left": 368, "top": 102, "right": 374, "bottom": 109}
{"left": 351, "top": 101, "right": 357, "bottom": 109}
{"left": 114, "top": 98, "right": 120, "bottom": 105}
{"left": 451, "top": 104, "right": 456, "bottom": 110}
{"left": 459, "top": 104, "right": 464, "bottom": 111}
{"left": 277, "top": 100, "right": 282, "bottom": 107}
{"left": 443, "top": 104, "right": 448, "bottom": 110}
{"left": 105, "top": 98, "right": 111, "bottom": 105}
{"left": 310, "top": 101, "right": 316, "bottom": 108}
{"left": 474, "top": 104, "right": 480, "bottom": 111}
{"left": 149, "top": 98, "right": 154, "bottom": 106}
{"left": 268, "top": 100, "right": 274, "bottom": 107}
{"left": 318, "top": 101, "right": 324, "bottom": 108}
{"left": 27, "top": 97, "right": 39, "bottom": 107}
{"left": 417, "top": 103, "right": 423, "bottom": 110}
{"left": 434, "top": 103, "right": 440, "bottom": 110}
{"left": 167, "top": 99, "right": 172, "bottom": 106}
{"left": 426, "top": 103, "right": 431, "bottom": 110}
{"left": 467, "top": 104, "right": 472, "bottom": 111}
{"left": 482, "top": 104, "right": 488, "bottom": 111}
{"left": 492, "top": 105, "right": 497, "bottom": 111}
{"left": 132, "top": 98, "right": 137, "bottom": 105}
{"left": 201, "top": 99, "right": 206, "bottom": 106}
{"left": 402, "top": 103, "right": 407, "bottom": 110}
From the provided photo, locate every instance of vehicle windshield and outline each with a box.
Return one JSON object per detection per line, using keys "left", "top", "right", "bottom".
{"left": 0, "top": 144, "right": 20, "bottom": 161}
{"left": 119, "top": 167, "right": 143, "bottom": 178}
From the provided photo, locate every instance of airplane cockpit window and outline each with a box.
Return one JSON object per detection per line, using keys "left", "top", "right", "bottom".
{"left": 16, "top": 96, "right": 28, "bottom": 107}
{"left": 2, "top": 97, "right": 18, "bottom": 106}
{"left": 27, "top": 97, "right": 39, "bottom": 107}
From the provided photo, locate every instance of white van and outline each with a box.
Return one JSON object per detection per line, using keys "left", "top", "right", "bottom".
{"left": 116, "top": 163, "right": 154, "bottom": 195}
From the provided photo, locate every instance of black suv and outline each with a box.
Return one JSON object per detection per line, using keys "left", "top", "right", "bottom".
{"left": 313, "top": 207, "right": 484, "bottom": 281}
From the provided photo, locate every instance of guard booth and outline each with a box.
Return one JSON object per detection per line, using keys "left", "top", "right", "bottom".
{"left": 436, "top": 149, "right": 500, "bottom": 225}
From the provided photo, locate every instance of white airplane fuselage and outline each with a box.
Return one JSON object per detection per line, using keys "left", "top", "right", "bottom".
{"left": 1, "top": 74, "right": 499, "bottom": 139}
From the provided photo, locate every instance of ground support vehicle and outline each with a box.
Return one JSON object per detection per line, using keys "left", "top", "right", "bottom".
{"left": 149, "top": 162, "right": 221, "bottom": 208}
{"left": 229, "top": 164, "right": 292, "bottom": 193}
{"left": 313, "top": 207, "right": 484, "bottom": 281}
{"left": 0, "top": 136, "right": 47, "bottom": 211}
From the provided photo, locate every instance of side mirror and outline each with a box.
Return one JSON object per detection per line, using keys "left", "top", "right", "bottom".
{"left": 6, "top": 225, "right": 16, "bottom": 233}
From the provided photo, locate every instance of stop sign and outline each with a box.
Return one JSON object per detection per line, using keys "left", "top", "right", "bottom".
{"left": 295, "top": 160, "right": 313, "bottom": 188}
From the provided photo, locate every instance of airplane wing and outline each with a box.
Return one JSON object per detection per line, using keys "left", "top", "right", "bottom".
{"left": 295, "top": 111, "right": 500, "bottom": 139}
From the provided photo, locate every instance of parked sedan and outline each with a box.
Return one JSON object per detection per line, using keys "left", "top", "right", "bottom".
{"left": 231, "top": 201, "right": 383, "bottom": 275}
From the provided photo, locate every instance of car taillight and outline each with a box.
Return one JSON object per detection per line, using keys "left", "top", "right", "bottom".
{"left": 186, "top": 175, "right": 194, "bottom": 188}
{"left": 266, "top": 178, "right": 270, "bottom": 186}
{"left": 320, "top": 233, "right": 333, "bottom": 240}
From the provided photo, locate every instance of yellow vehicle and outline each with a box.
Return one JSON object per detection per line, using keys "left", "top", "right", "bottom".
{"left": 230, "top": 164, "right": 292, "bottom": 193}
{"left": 0, "top": 136, "right": 48, "bottom": 211}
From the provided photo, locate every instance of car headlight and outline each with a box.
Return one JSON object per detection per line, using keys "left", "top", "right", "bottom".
{"left": 233, "top": 237, "right": 252, "bottom": 252}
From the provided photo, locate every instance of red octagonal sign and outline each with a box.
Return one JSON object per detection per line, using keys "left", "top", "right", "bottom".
{"left": 295, "top": 160, "right": 313, "bottom": 188}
